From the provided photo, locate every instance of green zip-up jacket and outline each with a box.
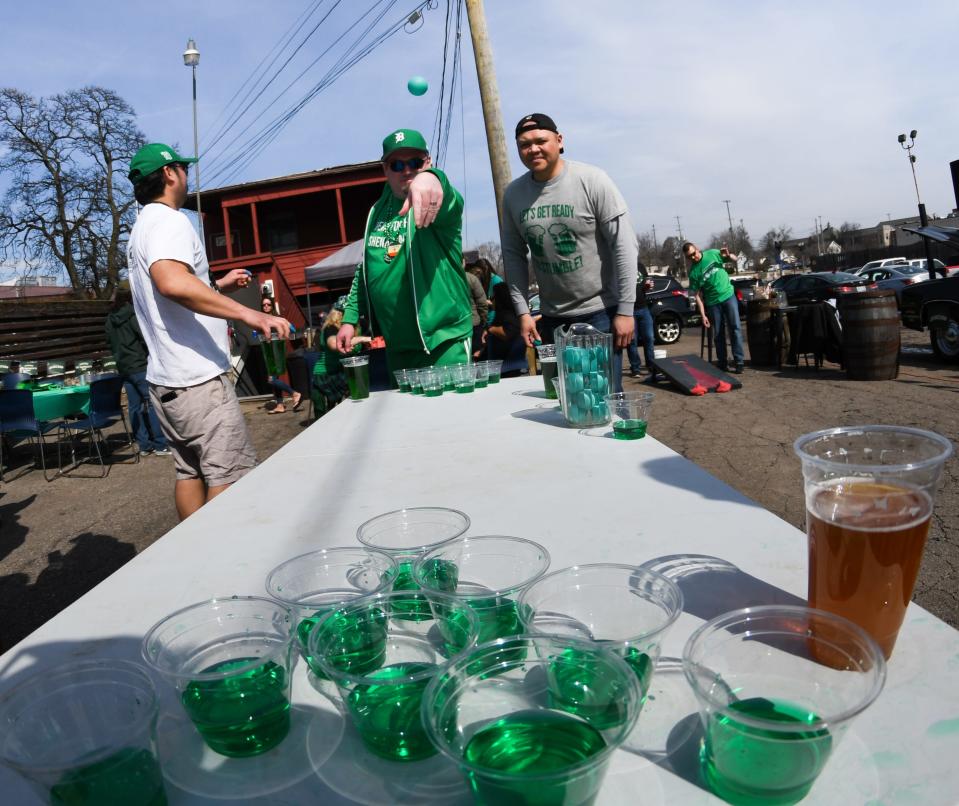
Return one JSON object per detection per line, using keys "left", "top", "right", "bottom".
{"left": 342, "top": 168, "right": 471, "bottom": 355}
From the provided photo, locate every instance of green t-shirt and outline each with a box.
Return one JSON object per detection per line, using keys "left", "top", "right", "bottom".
{"left": 688, "top": 249, "right": 734, "bottom": 306}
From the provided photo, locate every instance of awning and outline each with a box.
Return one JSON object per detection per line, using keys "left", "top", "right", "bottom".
{"left": 304, "top": 240, "right": 364, "bottom": 284}
{"left": 900, "top": 224, "right": 959, "bottom": 247}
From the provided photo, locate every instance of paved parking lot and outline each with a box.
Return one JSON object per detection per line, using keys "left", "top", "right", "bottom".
{"left": 1, "top": 325, "right": 956, "bottom": 651}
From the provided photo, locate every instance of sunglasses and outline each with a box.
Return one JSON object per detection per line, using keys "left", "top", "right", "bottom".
{"left": 387, "top": 157, "right": 426, "bottom": 173}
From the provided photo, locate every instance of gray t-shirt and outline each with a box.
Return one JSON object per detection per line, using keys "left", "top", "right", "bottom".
{"left": 501, "top": 160, "right": 637, "bottom": 318}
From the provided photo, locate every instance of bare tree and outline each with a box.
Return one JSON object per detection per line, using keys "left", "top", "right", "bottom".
{"left": 759, "top": 225, "right": 793, "bottom": 258}
{"left": 708, "top": 224, "right": 753, "bottom": 263}
{"left": 0, "top": 86, "right": 145, "bottom": 298}
{"left": 475, "top": 240, "right": 503, "bottom": 273}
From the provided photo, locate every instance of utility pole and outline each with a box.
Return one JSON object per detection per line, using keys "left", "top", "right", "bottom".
{"left": 676, "top": 216, "right": 686, "bottom": 275}
{"left": 465, "top": 0, "right": 511, "bottom": 229}
{"left": 722, "top": 199, "right": 734, "bottom": 241}
{"left": 651, "top": 224, "right": 658, "bottom": 251}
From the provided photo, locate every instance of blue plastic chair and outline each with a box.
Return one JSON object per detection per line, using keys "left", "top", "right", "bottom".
{"left": 0, "top": 390, "right": 61, "bottom": 482}
{"left": 58, "top": 376, "right": 138, "bottom": 477}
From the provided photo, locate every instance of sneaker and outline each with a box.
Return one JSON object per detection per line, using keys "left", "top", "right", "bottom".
{"left": 139, "top": 449, "right": 154, "bottom": 457}
{"left": 732, "top": 363, "right": 745, "bottom": 374}
{"left": 153, "top": 447, "right": 172, "bottom": 456}
{"left": 629, "top": 369, "right": 642, "bottom": 378}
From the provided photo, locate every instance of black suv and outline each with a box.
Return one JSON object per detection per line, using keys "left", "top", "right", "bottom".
{"left": 901, "top": 275, "right": 959, "bottom": 362}
{"left": 646, "top": 275, "right": 699, "bottom": 344}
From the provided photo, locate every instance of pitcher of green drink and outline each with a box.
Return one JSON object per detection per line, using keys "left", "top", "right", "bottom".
{"left": 554, "top": 323, "right": 612, "bottom": 428}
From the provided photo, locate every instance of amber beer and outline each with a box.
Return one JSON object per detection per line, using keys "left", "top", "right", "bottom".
{"left": 806, "top": 479, "right": 932, "bottom": 659}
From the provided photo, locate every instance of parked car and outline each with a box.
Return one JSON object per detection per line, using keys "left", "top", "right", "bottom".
{"left": 858, "top": 257, "right": 908, "bottom": 272}
{"left": 769, "top": 271, "right": 875, "bottom": 305}
{"left": 901, "top": 275, "right": 959, "bottom": 362}
{"left": 646, "top": 275, "right": 699, "bottom": 344}
{"left": 730, "top": 277, "right": 762, "bottom": 317}
{"left": 850, "top": 264, "right": 930, "bottom": 307}
{"left": 907, "top": 258, "right": 947, "bottom": 272}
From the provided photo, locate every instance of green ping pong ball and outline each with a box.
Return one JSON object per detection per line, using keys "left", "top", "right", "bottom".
{"left": 408, "top": 76, "right": 429, "bottom": 96}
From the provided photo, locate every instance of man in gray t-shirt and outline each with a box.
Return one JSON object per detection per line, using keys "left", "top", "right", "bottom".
{"left": 501, "top": 114, "right": 637, "bottom": 389}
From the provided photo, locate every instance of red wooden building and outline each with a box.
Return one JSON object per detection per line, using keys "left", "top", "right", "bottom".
{"left": 187, "top": 161, "right": 386, "bottom": 329}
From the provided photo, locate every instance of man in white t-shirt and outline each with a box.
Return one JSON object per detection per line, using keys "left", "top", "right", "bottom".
{"left": 127, "top": 142, "right": 291, "bottom": 520}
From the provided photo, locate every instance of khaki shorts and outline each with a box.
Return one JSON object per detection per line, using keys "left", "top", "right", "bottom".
{"left": 150, "top": 374, "right": 256, "bottom": 486}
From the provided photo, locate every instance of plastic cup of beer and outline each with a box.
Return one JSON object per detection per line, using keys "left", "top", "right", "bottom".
{"left": 485, "top": 359, "right": 503, "bottom": 384}
{"left": 309, "top": 590, "right": 479, "bottom": 762}
{"left": 518, "top": 564, "right": 682, "bottom": 742}
{"left": 394, "top": 368, "right": 411, "bottom": 392}
{"left": 473, "top": 362, "right": 490, "bottom": 389}
{"left": 141, "top": 596, "right": 295, "bottom": 758}
{"left": 340, "top": 355, "right": 370, "bottom": 401}
{"left": 0, "top": 660, "right": 167, "bottom": 806}
{"left": 683, "top": 605, "right": 886, "bottom": 805}
{"left": 450, "top": 363, "right": 475, "bottom": 394}
{"left": 794, "top": 425, "right": 953, "bottom": 658}
{"left": 413, "top": 536, "right": 551, "bottom": 651}
{"left": 604, "top": 391, "right": 654, "bottom": 440}
{"left": 357, "top": 507, "right": 471, "bottom": 621}
{"left": 422, "top": 634, "right": 642, "bottom": 804}
{"left": 537, "top": 344, "right": 558, "bottom": 400}
{"left": 421, "top": 367, "right": 445, "bottom": 397}
{"left": 265, "top": 547, "right": 398, "bottom": 679}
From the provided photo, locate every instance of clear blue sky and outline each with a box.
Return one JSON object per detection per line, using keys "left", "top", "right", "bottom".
{"left": 3, "top": 0, "right": 959, "bottom": 275}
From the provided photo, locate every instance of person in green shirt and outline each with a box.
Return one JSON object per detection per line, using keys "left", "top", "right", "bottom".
{"left": 683, "top": 242, "right": 745, "bottom": 373}
{"left": 336, "top": 128, "right": 472, "bottom": 375}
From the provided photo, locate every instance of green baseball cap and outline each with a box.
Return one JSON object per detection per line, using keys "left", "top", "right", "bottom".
{"left": 381, "top": 129, "right": 429, "bottom": 160}
{"left": 128, "top": 143, "right": 197, "bottom": 183}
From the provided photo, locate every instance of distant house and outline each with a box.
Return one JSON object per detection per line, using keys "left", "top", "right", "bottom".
{"left": 186, "top": 161, "right": 386, "bottom": 327}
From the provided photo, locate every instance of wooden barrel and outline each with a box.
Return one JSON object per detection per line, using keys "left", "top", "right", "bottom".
{"left": 839, "top": 290, "right": 900, "bottom": 380}
{"left": 746, "top": 299, "right": 778, "bottom": 366}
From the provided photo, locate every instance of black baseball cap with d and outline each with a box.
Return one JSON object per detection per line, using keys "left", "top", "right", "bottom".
{"left": 381, "top": 129, "right": 429, "bottom": 160}
{"left": 128, "top": 143, "right": 197, "bottom": 184}
{"left": 515, "top": 113, "right": 564, "bottom": 153}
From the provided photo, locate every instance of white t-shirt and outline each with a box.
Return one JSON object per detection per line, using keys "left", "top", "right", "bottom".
{"left": 127, "top": 203, "right": 231, "bottom": 387}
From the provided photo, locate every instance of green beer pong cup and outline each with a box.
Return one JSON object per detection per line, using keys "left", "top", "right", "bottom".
{"left": 421, "top": 368, "right": 445, "bottom": 397}
{"left": 394, "top": 369, "right": 411, "bottom": 392}
{"left": 485, "top": 359, "right": 503, "bottom": 384}
{"left": 0, "top": 660, "right": 167, "bottom": 806}
{"left": 357, "top": 507, "right": 471, "bottom": 621}
{"left": 422, "top": 635, "right": 642, "bottom": 804}
{"left": 265, "top": 547, "right": 398, "bottom": 678}
{"left": 473, "top": 362, "right": 490, "bottom": 389}
{"left": 257, "top": 331, "right": 288, "bottom": 376}
{"left": 450, "top": 363, "right": 475, "bottom": 393}
{"left": 340, "top": 355, "right": 370, "bottom": 401}
{"left": 142, "top": 596, "right": 295, "bottom": 758}
{"left": 408, "top": 368, "right": 426, "bottom": 395}
{"left": 683, "top": 605, "right": 886, "bottom": 805}
{"left": 604, "top": 391, "right": 654, "bottom": 440}
{"left": 310, "top": 590, "right": 480, "bottom": 762}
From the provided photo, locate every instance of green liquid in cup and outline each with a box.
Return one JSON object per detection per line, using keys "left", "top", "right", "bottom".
{"left": 411, "top": 383, "right": 424, "bottom": 395}
{"left": 547, "top": 647, "right": 636, "bottom": 729}
{"left": 181, "top": 658, "right": 291, "bottom": 757}
{"left": 345, "top": 365, "right": 370, "bottom": 400}
{"left": 463, "top": 709, "right": 607, "bottom": 805}
{"left": 613, "top": 419, "right": 647, "bottom": 440}
{"left": 390, "top": 561, "right": 433, "bottom": 621}
{"left": 475, "top": 378, "right": 488, "bottom": 389}
{"left": 424, "top": 388, "right": 443, "bottom": 397}
{"left": 488, "top": 373, "right": 501, "bottom": 384}
{"left": 542, "top": 361, "right": 558, "bottom": 399}
{"left": 51, "top": 747, "right": 167, "bottom": 806}
{"left": 298, "top": 607, "right": 388, "bottom": 678}
{"left": 443, "top": 380, "right": 455, "bottom": 391}
{"left": 346, "top": 662, "right": 437, "bottom": 761}
{"left": 398, "top": 381, "right": 411, "bottom": 393}
{"left": 703, "top": 697, "right": 832, "bottom": 805}
{"left": 454, "top": 382, "right": 474, "bottom": 394}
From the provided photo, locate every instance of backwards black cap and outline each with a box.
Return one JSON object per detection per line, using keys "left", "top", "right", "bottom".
{"left": 514, "top": 113, "right": 559, "bottom": 139}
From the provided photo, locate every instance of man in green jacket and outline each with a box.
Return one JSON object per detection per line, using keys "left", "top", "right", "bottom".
{"left": 336, "top": 128, "right": 472, "bottom": 374}
{"left": 683, "top": 242, "right": 745, "bottom": 373}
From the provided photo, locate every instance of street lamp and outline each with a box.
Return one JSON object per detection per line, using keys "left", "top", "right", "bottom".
{"left": 183, "top": 38, "right": 203, "bottom": 242}
{"left": 897, "top": 129, "right": 937, "bottom": 279}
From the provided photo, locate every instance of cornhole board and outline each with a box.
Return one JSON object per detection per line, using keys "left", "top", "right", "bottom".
{"left": 652, "top": 354, "right": 742, "bottom": 395}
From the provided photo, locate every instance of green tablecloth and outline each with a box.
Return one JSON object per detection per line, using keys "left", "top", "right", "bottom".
{"left": 31, "top": 385, "right": 90, "bottom": 421}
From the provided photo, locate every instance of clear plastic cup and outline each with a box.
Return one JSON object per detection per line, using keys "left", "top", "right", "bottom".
{"left": 422, "top": 635, "right": 642, "bottom": 804}
{"left": 408, "top": 368, "right": 426, "bottom": 395}
{"left": 265, "top": 547, "right": 398, "bottom": 678}
{"left": 518, "top": 564, "right": 682, "bottom": 740}
{"left": 357, "top": 507, "right": 471, "bottom": 621}
{"left": 393, "top": 369, "right": 411, "bottom": 393}
{"left": 413, "top": 536, "right": 550, "bottom": 647}
{"left": 450, "top": 363, "right": 475, "bottom": 394}
{"left": 0, "top": 660, "right": 166, "bottom": 805}
{"left": 794, "top": 425, "right": 953, "bottom": 658}
{"left": 142, "top": 596, "right": 295, "bottom": 758}
{"left": 439, "top": 365, "right": 455, "bottom": 392}
{"left": 340, "top": 355, "right": 370, "bottom": 401}
{"left": 537, "top": 345, "right": 558, "bottom": 400}
{"left": 604, "top": 391, "right": 654, "bottom": 440}
{"left": 309, "top": 590, "right": 480, "bottom": 762}
{"left": 485, "top": 359, "right": 503, "bottom": 384}
{"left": 683, "top": 605, "right": 886, "bottom": 805}
{"left": 473, "top": 362, "right": 490, "bottom": 389}
{"left": 421, "top": 368, "right": 445, "bottom": 397}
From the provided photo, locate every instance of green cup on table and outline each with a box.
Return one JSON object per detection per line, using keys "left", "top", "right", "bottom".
{"left": 340, "top": 355, "right": 370, "bottom": 401}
